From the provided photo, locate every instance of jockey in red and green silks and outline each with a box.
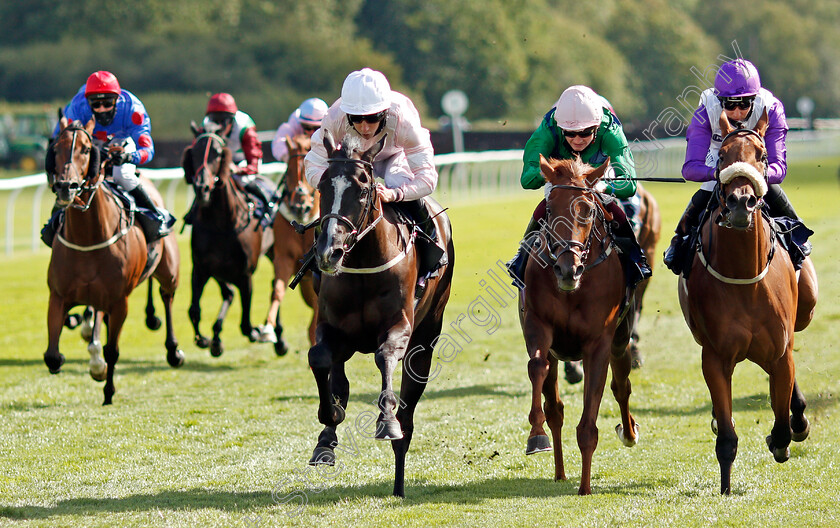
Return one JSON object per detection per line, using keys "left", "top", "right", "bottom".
{"left": 507, "top": 85, "right": 650, "bottom": 286}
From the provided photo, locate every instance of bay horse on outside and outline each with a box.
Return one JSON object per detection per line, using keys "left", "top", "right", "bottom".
{"left": 306, "top": 132, "right": 454, "bottom": 498}
{"left": 256, "top": 134, "right": 319, "bottom": 355}
{"left": 182, "top": 125, "right": 264, "bottom": 357}
{"left": 520, "top": 155, "right": 639, "bottom": 495}
{"left": 678, "top": 110, "right": 818, "bottom": 494}
{"left": 45, "top": 116, "right": 183, "bottom": 405}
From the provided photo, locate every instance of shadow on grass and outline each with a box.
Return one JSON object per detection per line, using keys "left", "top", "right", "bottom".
{"left": 274, "top": 383, "right": 525, "bottom": 406}
{"left": 636, "top": 390, "right": 838, "bottom": 417}
{"left": 0, "top": 476, "right": 658, "bottom": 520}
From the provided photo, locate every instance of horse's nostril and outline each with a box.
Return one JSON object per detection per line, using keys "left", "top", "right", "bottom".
{"left": 726, "top": 195, "right": 738, "bottom": 209}
{"left": 747, "top": 196, "right": 757, "bottom": 209}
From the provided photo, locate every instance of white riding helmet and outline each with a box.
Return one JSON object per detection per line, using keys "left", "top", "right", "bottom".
{"left": 296, "top": 97, "right": 329, "bottom": 126}
{"left": 339, "top": 68, "right": 392, "bottom": 115}
{"left": 553, "top": 85, "right": 603, "bottom": 130}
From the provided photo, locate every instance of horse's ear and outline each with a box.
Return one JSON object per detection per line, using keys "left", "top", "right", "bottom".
{"left": 59, "top": 114, "right": 68, "bottom": 131}
{"left": 85, "top": 117, "right": 95, "bottom": 135}
{"left": 44, "top": 141, "right": 56, "bottom": 185}
{"left": 754, "top": 108, "right": 769, "bottom": 137}
{"left": 361, "top": 135, "right": 385, "bottom": 163}
{"left": 86, "top": 145, "right": 100, "bottom": 180}
{"left": 181, "top": 147, "right": 195, "bottom": 184}
{"left": 323, "top": 129, "right": 336, "bottom": 157}
{"left": 719, "top": 110, "right": 733, "bottom": 136}
{"left": 539, "top": 154, "right": 558, "bottom": 185}
{"left": 190, "top": 120, "right": 201, "bottom": 137}
{"left": 587, "top": 156, "right": 611, "bottom": 184}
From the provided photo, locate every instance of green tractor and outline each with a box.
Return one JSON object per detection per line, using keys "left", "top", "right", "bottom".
{"left": 0, "top": 112, "right": 56, "bottom": 172}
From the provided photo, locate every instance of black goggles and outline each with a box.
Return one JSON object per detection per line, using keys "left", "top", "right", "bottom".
{"left": 562, "top": 126, "right": 597, "bottom": 139}
{"left": 88, "top": 98, "right": 116, "bottom": 110}
{"left": 348, "top": 111, "right": 387, "bottom": 124}
{"left": 720, "top": 97, "right": 754, "bottom": 111}
{"left": 301, "top": 124, "right": 319, "bottom": 132}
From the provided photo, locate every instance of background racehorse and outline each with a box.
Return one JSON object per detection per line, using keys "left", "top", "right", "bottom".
{"left": 306, "top": 132, "right": 454, "bottom": 498}
{"left": 519, "top": 155, "right": 639, "bottom": 495}
{"left": 45, "top": 116, "right": 183, "bottom": 405}
{"left": 627, "top": 184, "right": 661, "bottom": 368}
{"left": 182, "top": 125, "right": 264, "bottom": 357}
{"left": 678, "top": 110, "right": 818, "bottom": 494}
{"left": 256, "top": 134, "right": 319, "bottom": 355}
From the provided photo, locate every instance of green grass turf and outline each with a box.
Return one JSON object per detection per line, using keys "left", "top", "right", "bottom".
{"left": 0, "top": 157, "right": 838, "bottom": 527}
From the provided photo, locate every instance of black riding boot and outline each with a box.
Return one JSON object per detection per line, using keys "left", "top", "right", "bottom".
{"left": 608, "top": 208, "right": 652, "bottom": 286}
{"left": 129, "top": 186, "right": 172, "bottom": 242}
{"left": 40, "top": 205, "right": 62, "bottom": 248}
{"left": 398, "top": 199, "right": 447, "bottom": 278}
{"left": 245, "top": 179, "right": 276, "bottom": 227}
{"left": 663, "top": 189, "right": 712, "bottom": 275}
{"left": 764, "top": 184, "right": 812, "bottom": 256}
{"left": 505, "top": 216, "right": 540, "bottom": 284}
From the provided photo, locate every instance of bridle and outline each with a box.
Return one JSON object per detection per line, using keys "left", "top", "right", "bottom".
{"left": 714, "top": 127, "right": 769, "bottom": 225}
{"left": 544, "top": 183, "right": 613, "bottom": 270}
{"left": 191, "top": 132, "right": 226, "bottom": 191}
{"left": 53, "top": 125, "right": 102, "bottom": 212}
{"left": 319, "top": 157, "right": 382, "bottom": 252}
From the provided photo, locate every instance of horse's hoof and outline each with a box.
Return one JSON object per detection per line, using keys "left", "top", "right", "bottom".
{"left": 167, "top": 349, "right": 185, "bottom": 368}
{"left": 274, "top": 339, "right": 289, "bottom": 357}
{"left": 210, "top": 340, "right": 223, "bottom": 357}
{"left": 195, "top": 336, "right": 209, "bottom": 349}
{"left": 146, "top": 316, "right": 162, "bottom": 331}
{"left": 525, "top": 434, "right": 552, "bottom": 455}
{"left": 792, "top": 420, "right": 810, "bottom": 442}
{"left": 309, "top": 446, "right": 335, "bottom": 466}
{"left": 711, "top": 416, "right": 735, "bottom": 436}
{"left": 375, "top": 415, "right": 403, "bottom": 440}
{"left": 629, "top": 344, "right": 643, "bottom": 369}
{"left": 247, "top": 328, "right": 260, "bottom": 343}
{"left": 616, "top": 422, "right": 640, "bottom": 447}
{"left": 89, "top": 360, "right": 107, "bottom": 382}
{"left": 65, "top": 313, "right": 82, "bottom": 329}
{"left": 44, "top": 353, "right": 65, "bottom": 374}
{"left": 564, "top": 361, "right": 583, "bottom": 384}
{"left": 256, "top": 324, "right": 278, "bottom": 344}
{"left": 766, "top": 435, "right": 790, "bottom": 463}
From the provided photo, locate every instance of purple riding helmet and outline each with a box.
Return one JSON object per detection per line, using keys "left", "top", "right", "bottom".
{"left": 715, "top": 59, "right": 761, "bottom": 98}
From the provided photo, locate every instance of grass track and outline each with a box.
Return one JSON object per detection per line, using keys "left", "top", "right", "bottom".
{"left": 0, "top": 157, "right": 838, "bottom": 527}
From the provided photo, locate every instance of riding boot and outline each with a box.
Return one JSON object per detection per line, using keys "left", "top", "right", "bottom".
{"left": 604, "top": 199, "right": 652, "bottom": 286}
{"left": 398, "top": 199, "right": 447, "bottom": 279}
{"left": 245, "top": 179, "right": 276, "bottom": 228}
{"left": 764, "top": 184, "right": 812, "bottom": 257}
{"left": 663, "top": 189, "right": 712, "bottom": 275}
{"left": 505, "top": 216, "right": 541, "bottom": 284}
{"left": 129, "top": 186, "right": 173, "bottom": 242}
{"left": 40, "top": 205, "right": 62, "bottom": 248}
{"left": 620, "top": 195, "right": 641, "bottom": 236}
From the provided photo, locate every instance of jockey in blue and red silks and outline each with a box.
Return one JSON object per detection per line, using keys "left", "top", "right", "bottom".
{"left": 44, "top": 70, "right": 173, "bottom": 244}
{"left": 664, "top": 59, "right": 809, "bottom": 274}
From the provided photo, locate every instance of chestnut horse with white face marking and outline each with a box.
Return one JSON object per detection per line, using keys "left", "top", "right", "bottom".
{"left": 45, "top": 116, "right": 183, "bottom": 405}
{"left": 306, "top": 131, "right": 454, "bottom": 498}
{"left": 678, "top": 110, "right": 817, "bottom": 494}
{"left": 257, "top": 134, "right": 318, "bottom": 354}
{"left": 520, "top": 155, "right": 639, "bottom": 495}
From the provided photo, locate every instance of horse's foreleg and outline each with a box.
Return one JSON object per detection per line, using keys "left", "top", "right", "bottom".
{"left": 766, "top": 347, "right": 795, "bottom": 463}
{"left": 701, "top": 347, "right": 736, "bottom": 495}
{"left": 158, "top": 284, "right": 184, "bottom": 368}
{"left": 237, "top": 276, "right": 258, "bottom": 342}
{"left": 44, "top": 293, "right": 67, "bottom": 373}
{"left": 611, "top": 317, "right": 638, "bottom": 447}
{"left": 541, "top": 356, "right": 567, "bottom": 481}
{"left": 210, "top": 280, "right": 235, "bottom": 357}
{"left": 524, "top": 318, "right": 553, "bottom": 456}
{"left": 103, "top": 301, "right": 128, "bottom": 405}
{"left": 302, "top": 277, "right": 319, "bottom": 347}
{"left": 795, "top": 256, "right": 818, "bottom": 332}
{"left": 145, "top": 279, "right": 161, "bottom": 331}
{"left": 258, "top": 278, "right": 284, "bottom": 345}
{"left": 307, "top": 328, "right": 347, "bottom": 466}
{"left": 88, "top": 311, "right": 106, "bottom": 382}
{"left": 189, "top": 268, "right": 211, "bottom": 349}
{"left": 790, "top": 379, "right": 810, "bottom": 442}
{"left": 374, "top": 318, "right": 412, "bottom": 441}
{"left": 577, "top": 337, "right": 612, "bottom": 495}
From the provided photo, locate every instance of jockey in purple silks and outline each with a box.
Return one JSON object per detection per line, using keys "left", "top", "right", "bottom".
{"left": 270, "top": 97, "right": 328, "bottom": 162}
{"left": 663, "top": 59, "right": 810, "bottom": 274}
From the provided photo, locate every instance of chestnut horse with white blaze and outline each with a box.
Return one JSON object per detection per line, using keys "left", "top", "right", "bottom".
{"left": 520, "top": 155, "right": 639, "bottom": 495}
{"left": 45, "top": 116, "right": 183, "bottom": 405}
{"left": 678, "top": 109, "right": 817, "bottom": 494}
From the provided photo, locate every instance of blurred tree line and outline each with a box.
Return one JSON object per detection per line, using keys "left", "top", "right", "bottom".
{"left": 0, "top": 0, "right": 836, "bottom": 139}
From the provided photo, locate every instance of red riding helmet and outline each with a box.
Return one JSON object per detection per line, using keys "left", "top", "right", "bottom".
{"left": 84, "top": 71, "right": 121, "bottom": 99}
{"left": 206, "top": 93, "right": 238, "bottom": 114}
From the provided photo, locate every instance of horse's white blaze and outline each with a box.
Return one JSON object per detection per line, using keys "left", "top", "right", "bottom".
{"left": 325, "top": 176, "right": 352, "bottom": 235}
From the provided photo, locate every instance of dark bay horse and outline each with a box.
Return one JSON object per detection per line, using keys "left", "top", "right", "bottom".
{"left": 520, "top": 155, "right": 638, "bottom": 495}
{"left": 627, "top": 184, "right": 661, "bottom": 368}
{"left": 45, "top": 116, "right": 183, "bottom": 405}
{"left": 182, "top": 126, "right": 264, "bottom": 356}
{"left": 257, "top": 134, "right": 319, "bottom": 355}
{"left": 306, "top": 132, "right": 454, "bottom": 498}
{"left": 678, "top": 110, "right": 818, "bottom": 494}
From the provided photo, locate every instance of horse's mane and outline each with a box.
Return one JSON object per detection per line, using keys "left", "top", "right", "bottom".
{"left": 545, "top": 156, "right": 592, "bottom": 186}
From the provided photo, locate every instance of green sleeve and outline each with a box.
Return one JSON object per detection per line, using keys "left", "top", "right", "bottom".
{"left": 599, "top": 126, "right": 637, "bottom": 198}
{"left": 520, "top": 122, "right": 557, "bottom": 190}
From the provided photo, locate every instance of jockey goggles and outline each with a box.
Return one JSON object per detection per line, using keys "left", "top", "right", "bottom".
{"left": 562, "top": 126, "right": 597, "bottom": 139}
{"left": 88, "top": 97, "right": 116, "bottom": 110}
{"left": 348, "top": 110, "right": 387, "bottom": 124}
{"left": 720, "top": 96, "right": 754, "bottom": 111}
